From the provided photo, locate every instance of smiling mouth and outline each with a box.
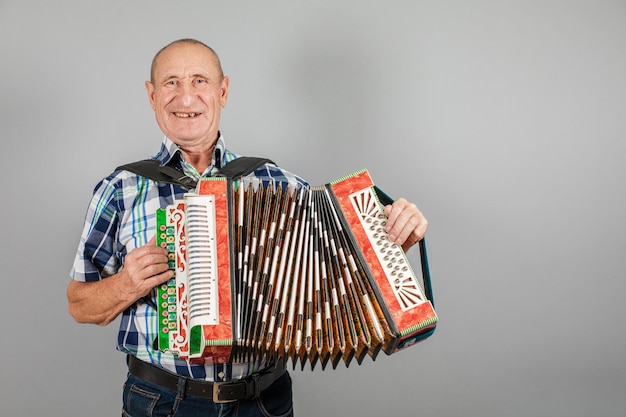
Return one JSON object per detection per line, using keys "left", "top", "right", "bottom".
{"left": 173, "top": 112, "right": 201, "bottom": 118}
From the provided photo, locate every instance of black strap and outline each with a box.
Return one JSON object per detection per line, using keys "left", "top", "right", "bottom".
{"left": 215, "top": 157, "right": 274, "bottom": 179}
{"left": 116, "top": 156, "right": 275, "bottom": 190}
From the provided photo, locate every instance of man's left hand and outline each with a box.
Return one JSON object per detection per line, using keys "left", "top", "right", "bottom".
{"left": 384, "top": 198, "right": 428, "bottom": 252}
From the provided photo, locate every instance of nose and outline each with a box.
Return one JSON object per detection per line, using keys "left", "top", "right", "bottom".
{"left": 178, "top": 81, "right": 195, "bottom": 107}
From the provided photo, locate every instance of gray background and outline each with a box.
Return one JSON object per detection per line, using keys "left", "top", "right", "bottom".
{"left": 1, "top": 1, "right": 625, "bottom": 416}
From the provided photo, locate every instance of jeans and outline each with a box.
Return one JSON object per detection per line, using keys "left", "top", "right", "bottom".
{"left": 122, "top": 371, "right": 294, "bottom": 417}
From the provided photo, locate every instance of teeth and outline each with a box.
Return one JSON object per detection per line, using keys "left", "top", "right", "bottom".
{"left": 174, "top": 112, "right": 198, "bottom": 118}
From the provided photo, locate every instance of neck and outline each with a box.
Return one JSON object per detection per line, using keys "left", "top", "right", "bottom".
{"left": 176, "top": 132, "right": 220, "bottom": 174}
{"left": 180, "top": 143, "right": 215, "bottom": 174}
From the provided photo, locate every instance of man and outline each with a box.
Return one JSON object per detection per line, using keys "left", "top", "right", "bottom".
{"left": 68, "top": 38, "right": 428, "bottom": 417}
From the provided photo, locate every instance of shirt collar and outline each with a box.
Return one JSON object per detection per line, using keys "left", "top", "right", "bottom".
{"left": 153, "top": 133, "right": 228, "bottom": 176}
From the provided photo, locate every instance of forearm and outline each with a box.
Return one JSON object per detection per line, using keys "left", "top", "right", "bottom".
{"left": 67, "top": 272, "right": 138, "bottom": 326}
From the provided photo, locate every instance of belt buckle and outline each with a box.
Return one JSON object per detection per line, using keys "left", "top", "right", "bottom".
{"left": 212, "top": 381, "right": 237, "bottom": 404}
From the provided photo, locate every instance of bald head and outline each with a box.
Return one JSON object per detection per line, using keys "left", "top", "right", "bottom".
{"left": 150, "top": 39, "right": 224, "bottom": 84}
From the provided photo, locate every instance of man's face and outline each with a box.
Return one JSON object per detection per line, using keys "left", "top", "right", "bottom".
{"left": 146, "top": 43, "right": 229, "bottom": 150}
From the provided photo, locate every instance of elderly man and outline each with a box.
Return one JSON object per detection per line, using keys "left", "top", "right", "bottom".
{"left": 68, "top": 38, "right": 427, "bottom": 417}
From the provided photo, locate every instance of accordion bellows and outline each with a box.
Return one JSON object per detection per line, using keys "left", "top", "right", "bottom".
{"left": 155, "top": 169, "right": 437, "bottom": 370}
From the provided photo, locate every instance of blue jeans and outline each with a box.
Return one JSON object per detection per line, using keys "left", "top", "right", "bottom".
{"left": 121, "top": 371, "right": 294, "bottom": 417}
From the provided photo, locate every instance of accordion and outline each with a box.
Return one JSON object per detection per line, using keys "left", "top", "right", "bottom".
{"left": 155, "top": 169, "right": 437, "bottom": 370}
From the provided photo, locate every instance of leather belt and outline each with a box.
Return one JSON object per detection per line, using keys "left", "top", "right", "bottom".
{"left": 127, "top": 355, "right": 285, "bottom": 403}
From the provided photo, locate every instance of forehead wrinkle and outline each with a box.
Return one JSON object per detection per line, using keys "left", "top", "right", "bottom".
{"left": 157, "top": 64, "right": 215, "bottom": 85}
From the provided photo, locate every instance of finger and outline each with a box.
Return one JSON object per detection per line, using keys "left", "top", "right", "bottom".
{"left": 128, "top": 268, "right": 173, "bottom": 299}
{"left": 143, "top": 268, "right": 174, "bottom": 288}
{"left": 384, "top": 199, "right": 413, "bottom": 236}
{"left": 389, "top": 212, "right": 420, "bottom": 245}
{"left": 384, "top": 200, "right": 427, "bottom": 246}
{"left": 123, "top": 244, "right": 171, "bottom": 282}
{"left": 125, "top": 249, "right": 168, "bottom": 273}
{"left": 142, "top": 259, "right": 172, "bottom": 277}
{"left": 129, "top": 238, "right": 169, "bottom": 260}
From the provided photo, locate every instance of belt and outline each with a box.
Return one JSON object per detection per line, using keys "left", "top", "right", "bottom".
{"left": 127, "top": 355, "right": 285, "bottom": 403}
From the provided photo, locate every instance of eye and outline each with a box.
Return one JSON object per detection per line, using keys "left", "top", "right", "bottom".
{"left": 194, "top": 78, "right": 209, "bottom": 87}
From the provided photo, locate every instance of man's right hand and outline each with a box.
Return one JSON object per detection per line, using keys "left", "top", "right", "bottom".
{"left": 67, "top": 236, "right": 173, "bottom": 326}
{"left": 117, "top": 236, "right": 173, "bottom": 301}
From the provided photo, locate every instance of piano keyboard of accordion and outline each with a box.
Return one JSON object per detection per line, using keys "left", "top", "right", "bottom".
{"left": 155, "top": 169, "right": 437, "bottom": 370}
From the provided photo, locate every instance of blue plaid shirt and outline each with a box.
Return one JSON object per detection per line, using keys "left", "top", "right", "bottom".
{"left": 71, "top": 134, "right": 307, "bottom": 380}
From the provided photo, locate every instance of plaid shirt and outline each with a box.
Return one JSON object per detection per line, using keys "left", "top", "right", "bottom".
{"left": 70, "top": 134, "right": 307, "bottom": 380}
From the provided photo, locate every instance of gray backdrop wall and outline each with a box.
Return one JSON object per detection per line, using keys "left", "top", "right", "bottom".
{"left": 1, "top": 1, "right": 625, "bottom": 416}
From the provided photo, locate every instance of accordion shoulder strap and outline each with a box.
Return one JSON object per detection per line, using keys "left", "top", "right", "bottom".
{"left": 215, "top": 157, "right": 274, "bottom": 179}
{"left": 116, "top": 156, "right": 275, "bottom": 190}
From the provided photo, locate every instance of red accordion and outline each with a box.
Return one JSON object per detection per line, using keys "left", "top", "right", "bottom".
{"left": 156, "top": 170, "right": 437, "bottom": 370}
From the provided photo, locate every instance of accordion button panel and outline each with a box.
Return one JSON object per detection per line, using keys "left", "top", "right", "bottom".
{"left": 348, "top": 188, "right": 426, "bottom": 312}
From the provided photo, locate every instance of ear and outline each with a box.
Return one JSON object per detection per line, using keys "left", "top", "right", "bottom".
{"left": 220, "top": 76, "right": 230, "bottom": 107}
{"left": 145, "top": 81, "right": 156, "bottom": 111}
